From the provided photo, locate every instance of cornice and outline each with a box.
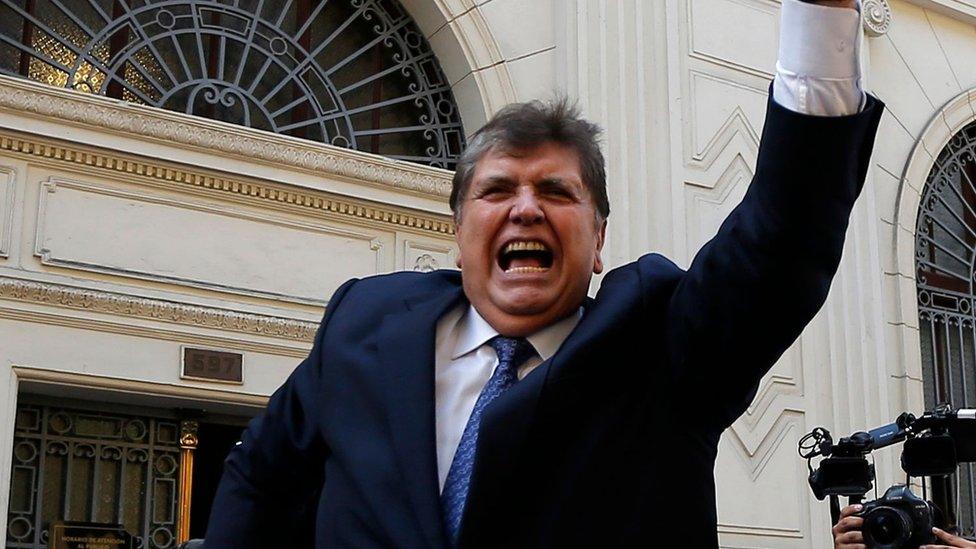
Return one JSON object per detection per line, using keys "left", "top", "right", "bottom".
{"left": 0, "top": 75, "right": 454, "bottom": 198}
{"left": 0, "top": 277, "right": 318, "bottom": 342}
{"left": 906, "top": 0, "right": 976, "bottom": 27}
{"left": 0, "top": 132, "right": 456, "bottom": 236}
{"left": 12, "top": 366, "right": 270, "bottom": 407}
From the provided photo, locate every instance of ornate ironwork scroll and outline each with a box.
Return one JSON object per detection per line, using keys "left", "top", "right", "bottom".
{"left": 0, "top": 0, "right": 465, "bottom": 168}
{"left": 916, "top": 120, "right": 976, "bottom": 536}
{"left": 6, "top": 405, "right": 181, "bottom": 548}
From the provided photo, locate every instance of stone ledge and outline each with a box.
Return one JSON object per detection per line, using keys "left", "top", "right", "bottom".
{"left": 0, "top": 277, "right": 318, "bottom": 342}
{"left": 0, "top": 75, "right": 454, "bottom": 200}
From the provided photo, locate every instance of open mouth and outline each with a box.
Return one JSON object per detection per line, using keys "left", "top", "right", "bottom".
{"left": 498, "top": 240, "right": 554, "bottom": 273}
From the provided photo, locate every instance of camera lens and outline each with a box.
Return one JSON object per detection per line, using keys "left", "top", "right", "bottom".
{"left": 863, "top": 506, "right": 913, "bottom": 548}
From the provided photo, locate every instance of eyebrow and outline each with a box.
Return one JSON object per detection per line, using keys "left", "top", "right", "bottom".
{"left": 479, "top": 175, "right": 517, "bottom": 187}
{"left": 474, "top": 174, "right": 579, "bottom": 193}
{"left": 481, "top": 175, "right": 570, "bottom": 185}
{"left": 537, "top": 177, "right": 567, "bottom": 187}
{"left": 537, "top": 177, "right": 581, "bottom": 196}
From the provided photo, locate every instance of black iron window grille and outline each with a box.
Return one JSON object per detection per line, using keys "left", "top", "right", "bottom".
{"left": 0, "top": 0, "right": 465, "bottom": 169}
{"left": 916, "top": 119, "right": 976, "bottom": 536}
{"left": 6, "top": 404, "right": 181, "bottom": 549}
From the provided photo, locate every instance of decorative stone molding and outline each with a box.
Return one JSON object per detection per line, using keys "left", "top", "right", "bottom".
{"left": 863, "top": 0, "right": 892, "bottom": 37}
{"left": 0, "top": 277, "right": 318, "bottom": 341}
{"left": 0, "top": 166, "right": 13, "bottom": 258}
{"left": 897, "top": 88, "right": 976, "bottom": 235}
{"left": 0, "top": 133, "right": 455, "bottom": 236}
{"left": 0, "top": 75, "right": 453, "bottom": 198}
{"left": 33, "top": 178, "right": 392, "bottom": 305}
{"left": 413, "top": 253, "right": 440, "bottom": 272}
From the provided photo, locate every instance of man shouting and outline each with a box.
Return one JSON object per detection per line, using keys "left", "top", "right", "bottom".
{"left": 205, "top": 0, "right": 881, "bottom": 546}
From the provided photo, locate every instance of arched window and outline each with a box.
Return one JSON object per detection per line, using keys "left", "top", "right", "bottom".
{"left": 0, "top": 0, "right": 465, "bottom": 169}
{"left": 916, "top": 120, "right": 976, "bottom": 536}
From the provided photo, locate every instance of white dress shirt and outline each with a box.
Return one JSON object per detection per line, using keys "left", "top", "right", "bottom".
{"left": 434, "top": 305, "right": 582, "bottom": 489}
{"left": 433, "top": 0, "right": 865, "bottom": 490}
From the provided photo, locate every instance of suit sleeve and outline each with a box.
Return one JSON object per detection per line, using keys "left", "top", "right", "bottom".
{"left": 664, "top": 92, "right": 883, "bottom": 432}
{"left": 203, "top": 278, "right": 358, "bottom": 547}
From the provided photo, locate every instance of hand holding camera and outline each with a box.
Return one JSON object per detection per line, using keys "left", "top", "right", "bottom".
{"left": 833, "top": 504, "right": 864, "bottom": 548}
{"left": 923, "top": 527, "right": 976, "bottom": 548}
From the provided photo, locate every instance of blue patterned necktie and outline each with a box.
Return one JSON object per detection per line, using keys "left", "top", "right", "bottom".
{"left": 440, "top": 335, "right": 536, "bottom": 545}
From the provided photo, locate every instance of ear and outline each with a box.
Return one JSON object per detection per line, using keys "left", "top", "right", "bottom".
{"left": 454, "top": 220, "right": 463, "bottom": 268}
{"left": 592, "top": 219, "right": 607, "bottom": 274}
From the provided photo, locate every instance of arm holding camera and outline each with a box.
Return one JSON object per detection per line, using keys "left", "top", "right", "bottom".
{"left": 923, "top": 527, "right": 976, "bottom": 548}
{"left": 832, "top": 504, "right": 976, "bottom": 547}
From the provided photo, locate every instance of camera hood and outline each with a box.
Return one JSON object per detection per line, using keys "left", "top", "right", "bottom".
{"left": 949, "top": 419, "right": 976, "bottom": 462}
{"left": 809, "top": 456, "right": 874, "bottom": 499}
{"left": 902, "top": 435, "right": 957, "bottom": 477}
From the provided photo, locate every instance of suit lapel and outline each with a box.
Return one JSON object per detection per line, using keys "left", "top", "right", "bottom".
{"left": 467, "top": 354, "right": 550, "bottom": 481}
{"left": 465, "top": 296, "right": 614, "bottom": 505}
{"left": 460, "top": 299, "right": 623, "bottom": 545}
{"left": 544, "top": 290, "right": 640, "bottom": 386}
{"left": 377, "top": 285, "right": 465, "bottom": 548}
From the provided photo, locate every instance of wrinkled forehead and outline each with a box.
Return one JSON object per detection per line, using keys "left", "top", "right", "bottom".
{"left": 471, "top": 141, "right": 584, "bottom": 177}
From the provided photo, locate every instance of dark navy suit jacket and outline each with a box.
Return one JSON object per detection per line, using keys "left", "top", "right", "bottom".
{"left": 205, "top": 94, "right": 884, "bottom": 547}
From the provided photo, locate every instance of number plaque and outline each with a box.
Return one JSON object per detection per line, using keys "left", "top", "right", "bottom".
{"left": 50, "top": 522, "right": 135, "bottom": 549}
{"left": 181, "top": 347, "right": 243, "bottom": 384}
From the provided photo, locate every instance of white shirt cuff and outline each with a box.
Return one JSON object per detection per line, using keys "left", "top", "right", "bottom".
{"left": 773, "top": 0, "right": 865, "bottom": 116}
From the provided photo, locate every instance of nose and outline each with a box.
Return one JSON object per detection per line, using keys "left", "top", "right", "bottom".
{"left": 509, "top": 188, "right": 544, "bottom": 225}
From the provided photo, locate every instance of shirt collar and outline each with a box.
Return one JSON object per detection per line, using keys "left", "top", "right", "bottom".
{"left": 451, "top": 304, "right": 583, "bottom": 361}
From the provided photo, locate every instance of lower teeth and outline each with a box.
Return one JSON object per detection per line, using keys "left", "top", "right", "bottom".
{"left": 507, "top": 266, "right": 547, "bottom": 273}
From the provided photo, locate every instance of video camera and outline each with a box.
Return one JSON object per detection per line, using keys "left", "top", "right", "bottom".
{"left": 799, "top": 404, "right": 976, "bottom": 548}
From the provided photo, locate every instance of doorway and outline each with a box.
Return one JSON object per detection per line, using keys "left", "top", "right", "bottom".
{"left": 188, "top": 422, "right": 244, "bottom": 538}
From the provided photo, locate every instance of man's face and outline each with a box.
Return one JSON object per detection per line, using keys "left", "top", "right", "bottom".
{"left": 455, "top": 141, "right": 607, "bottom": 337}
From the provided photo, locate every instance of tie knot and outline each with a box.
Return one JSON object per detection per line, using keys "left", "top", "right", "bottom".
{"left": 488, "top": 336, "right": 536, "bottom": 370}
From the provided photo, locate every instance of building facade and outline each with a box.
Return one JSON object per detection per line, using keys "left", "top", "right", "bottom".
{"left": 1, "top": 0, "right": 976, "bottom": 547}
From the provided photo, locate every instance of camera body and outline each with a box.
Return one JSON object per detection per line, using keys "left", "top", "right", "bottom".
{"left": 859, "top": 485, "right": 935, "bottom": 549}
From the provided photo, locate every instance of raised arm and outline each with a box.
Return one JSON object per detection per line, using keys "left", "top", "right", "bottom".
{"left": 203, "top": 278, "right": 357, "bottom": 547}
{"left": 664, "top": 0, "right": 882, "bottom": 431}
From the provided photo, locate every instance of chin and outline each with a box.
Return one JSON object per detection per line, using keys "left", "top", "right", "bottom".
{"left": 493, "top": 291, "right": 556, "bottom": 316}
{"left": 484, "top": 314, "right": 550, "bottom": 338}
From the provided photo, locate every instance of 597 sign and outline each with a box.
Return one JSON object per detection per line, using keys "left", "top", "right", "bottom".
{"left": 181, "top": 347, "right": 244, "bottom": 384}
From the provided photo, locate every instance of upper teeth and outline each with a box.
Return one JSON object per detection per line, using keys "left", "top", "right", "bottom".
{"left": 504, "top": 241, "right": 548, "bottom": 253}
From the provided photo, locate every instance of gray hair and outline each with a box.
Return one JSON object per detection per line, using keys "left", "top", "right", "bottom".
{"left": 450, "top": 97, "right": 609, "bottom": 221}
